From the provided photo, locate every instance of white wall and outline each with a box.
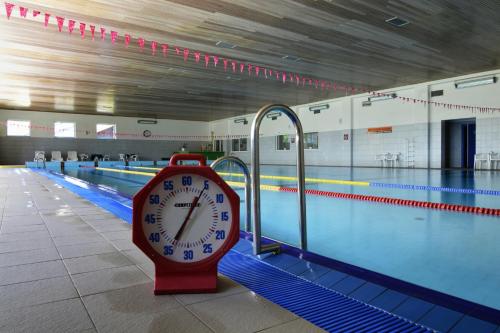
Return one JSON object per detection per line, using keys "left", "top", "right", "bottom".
{"left": 0, "top": 110, "right": 210, "bottom": 140}
{"left": 210, "top": 69, "right": 500, "bottom": 168}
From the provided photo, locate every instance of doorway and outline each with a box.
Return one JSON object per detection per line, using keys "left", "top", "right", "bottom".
{"left": 442, "top": 118, "right": 476, "bottom": 169}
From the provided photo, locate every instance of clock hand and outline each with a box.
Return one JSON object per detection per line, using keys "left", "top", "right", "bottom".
{"left": 174, "top": 188, "right": 205, "bottom": 242}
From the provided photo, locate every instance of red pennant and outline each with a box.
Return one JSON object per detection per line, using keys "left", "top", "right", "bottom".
{"left": 282, "top": 72, "right": 286, "bottom": 84}
{"left": 204, "top": 54, "right": 209, "bottom": 67}
{"left": 162, "top": 44, "right": 168, "bottom": 57}
{"left": 56, "top": 16, "right": 65, "bottom": 32}
{"left": 275, "top": 71, "right": 280, "bottom": 80}
{"left": 269, "top": 69, "right": 273, "bottom": 77}
{"left": 5, "top": 3, "right": 14, "bottom": 19}
{"left": 255, "top": 66, "right": 260, "bottom": 76}
{"left": 79, "top": 23, "right": 86, "bottom": 38}
{"left": 183, "top": 48, "right": 190, "bottom": 61}
{"left": 289, "top": 73, "right": 294, "bottom": 83}
{"left": 315, "top": 80, "right": 319, "bottom": 89}
{"left": 90, "top": 25, "right": 95, "bottom": 40}
{"left": 151, "top": 41, "right": 158, "bottom": 55}
{"left": 247, "top": 64, "right": 252, "bottom": 76}
{"left": 240, "top": 63, "right": 244, "bottom": 73}
{"left": 68, "top": 20, "right": 75, "bottom": 34}
{"left": 19, "top": 6, "right": 28, "bottom": 18}
{"left": 194, "top": 52, "right": 200, "bottom": 63}
{"left": 138, "top": 38, "right": 145, "bottom": 50}
{"left": 32, "top": 10, "right": 40, "bottom": 17}
{"left": 223, "top": 58, "right": 228, "bottom": 71}
{"left": 175, "top": 47, "right": 181, "bottom": 55}
{"left": 232, "top": 61, "right": 237, "bottom": 72}
{"left": 213, "top": 56, "right": 219, "bottom": 67}
{"left": 110, "top": 31, "right": 118, "bottom": 44}
{"left": 100, "top": 27, "right": 106, "bottom": 40}
{"left": 124, "top": 34, "right": 131, "bottom": 46}
{"left": 264, "top": 68, "right": 268, "bottom": 78}
{"left": 295, "top": 75, "right": 300, "bottom": 86}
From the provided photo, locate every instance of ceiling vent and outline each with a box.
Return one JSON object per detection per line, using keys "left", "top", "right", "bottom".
{"left": 385, "top": 17, "right": 410, "bottom": 27}
{"left": 216, "top": 41, "right": 237, "bottom": 49}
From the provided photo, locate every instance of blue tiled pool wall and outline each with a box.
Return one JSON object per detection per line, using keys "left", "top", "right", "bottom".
{"left": 37, "top": 169, "right": 500, "bottom": 332}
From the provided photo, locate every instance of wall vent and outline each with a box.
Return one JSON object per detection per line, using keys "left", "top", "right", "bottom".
{"left": 431, "top": 90, "right": 444, "bottom": 97}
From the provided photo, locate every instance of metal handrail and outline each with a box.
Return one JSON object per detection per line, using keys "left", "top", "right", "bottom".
{"left": 251, "top": 104, "right": 307, "bottom": 254}
{"left": 210, "top": 156, "right": 252, "bottom": 233}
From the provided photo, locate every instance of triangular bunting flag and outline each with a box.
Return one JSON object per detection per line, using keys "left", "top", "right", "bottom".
{"left": 56, "top": 16, "right": 65, "bottom": 32}
{"left": 151, "top": 41, "right": 158, "bottom": 55}
{"left": 33, "top": 10, "right": 40, "bottom": 17}
{"left": 90, "top": 25, "right": 95, "bottom": 40}
{"left": 183, "top": 48, "right": 190, "bottom": 62}
{"left": 213, "top": 55, "right": 219, "bottom": 67}
{"left": 5, "top": 3, "right": 15, "bottom": 19}
{"left": 79, "top": 23, "right": 86, "bottom": 39}
{"left": 19, "top": 6, "right": 28, "bottom": 18}
{"left": 110, "top": 31, "right": 118, "bottom": 44}
{"left": 161, "top": 44, "right": 168, "bottom": 57}
{"left": 68, "top": 20, "right": 75, "bottom": 33}
{"left": 100, "top": 27, "right": 106, "bottom": 40}
{"left": 124, "top": 34, "right": 131, "bottom": 46}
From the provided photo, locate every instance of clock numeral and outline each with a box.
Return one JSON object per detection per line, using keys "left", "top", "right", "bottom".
{"left": 221, "top": 211, "right": 229, "bottom": 221}
{"left": 216, "top": 194, "right": 224, "bottom": 203}
{"left": 163, "top": 245, "right": 173, "bottom": 255}
{"left": 215, "top": 230, "right": 226, "bottom": 240}
{"left": 183, "top": 250, "right": 194, "bottom": 260}
{"left": 204, "top": 180, "right": 209, "bottom": 190}
{"left": 182, "top": 176, "right": 192, "bottom": 186}
{"left": 163, "top": 180, "right": 173, "bottom": 190}
{"left": 203, "top": 243, "right": 213, "bottom": 254}
{"left": 149, "top": 233, "right": 160, "bottom": 243}
{"left": 149, "top": 195, "right": 160, "bottom": 204}
{"left": 145, "top": 214, "right": 156, "bottom": 224}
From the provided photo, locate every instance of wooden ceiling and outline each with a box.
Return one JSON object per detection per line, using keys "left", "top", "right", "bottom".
{"left": 1, "top": 0, "right": 500, "bottom": 121}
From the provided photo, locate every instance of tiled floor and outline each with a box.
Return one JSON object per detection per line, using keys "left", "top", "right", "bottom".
{"left": 0, "top": 169, "right": 324, "bottom": 333}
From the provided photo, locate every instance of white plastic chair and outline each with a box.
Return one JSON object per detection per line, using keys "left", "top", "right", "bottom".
{"left": 51, "top": 151, "right": 63, "bottom": 161}
{"left": 474, "top": 153, "right": 489, "bottom": 170}
{"left": 79, "top": 153, "right": 89, "bottom": 161}
{"left": 103, "top": 154, "right": 110, "bottom": 161}
{"left": 34, "top": 151, "right": 46, "bottom": 162}
{"left": 375, "top": 154, "right": 386, "bottom": 167}
{"left": 130, "top": 154, "right": 138, "bottom": 161}
{"left": 119, "top": 154, "right": 126, "bottom": 162}
{"left": 67, "top": 151, "right": 78, "bottom": 161}
{"left": 489, "top": 152, "right": 500, "bottom": 170}
{"left": 386, "top": 153, "right": 400, "bottom": 168}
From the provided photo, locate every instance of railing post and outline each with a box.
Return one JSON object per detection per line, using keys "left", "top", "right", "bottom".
{"left": 251, "top": 104, "right": 307, "bottom": 254}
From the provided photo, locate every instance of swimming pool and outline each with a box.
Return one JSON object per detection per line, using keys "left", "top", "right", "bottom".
{"left": 61, "top": 165, "right": 500, "bottom": 311}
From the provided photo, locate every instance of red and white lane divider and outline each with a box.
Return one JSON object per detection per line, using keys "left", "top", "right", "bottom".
{"left": 279, "top": 187, "right": 500, "bottom": 216}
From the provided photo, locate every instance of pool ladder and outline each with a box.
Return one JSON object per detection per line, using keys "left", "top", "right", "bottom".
{"left": 211, "top": 104, "right": 308, "bottom": 256}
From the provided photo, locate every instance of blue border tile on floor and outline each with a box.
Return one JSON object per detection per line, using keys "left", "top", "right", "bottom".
{"left": 393, "top": 297, "right": 435, "bottom": 322}
{"left": 233, "top": 239, "right": 253, "bottom": 254}
{"left": 330, "top": 276, "right": 366, "bottom": 295}
{"left": 299, "top": 263, "right": 331, "bottom": 282}
{"left": 313, "top": 270, "right": 347, "bottom": 288}
{"left": 369, "top": 289, "right": 409, "bottom": 312}
{"left": 450, "top": 316, "right": 498, "bottom": 333}
{"left": 348, "top": 282, "right": 386, "bottom": 303}
{"left": 418, "top": 306, "right": 463, "bottom": 333}
{"left": 285, "top": 260, "right": 313, "bottom": 275}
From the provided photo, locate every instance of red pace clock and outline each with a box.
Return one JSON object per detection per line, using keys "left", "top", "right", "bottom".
{"left": 132, "top": 154, "right": 240, "bottom": 294}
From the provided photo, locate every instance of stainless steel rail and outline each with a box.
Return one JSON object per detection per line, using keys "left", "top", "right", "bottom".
{"left": 210, "top": 156, "right": 252, "bottom": 233}
{"left": 251, "top": 104, "right": 307, "bottom": 254}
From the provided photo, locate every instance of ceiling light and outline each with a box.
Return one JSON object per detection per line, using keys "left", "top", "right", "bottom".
{"left": 369, "top": 93, "right": 397, "bottom": 102}
{"left": 281, "top": 55, "right": 302, "bottom": 62}
{"left": 234, "top": 118, "right": 248, "bottom": 125}
{"left": 455, "top": 76, "right": 497, "bottom": 89}
{"left": 216, "top": 41, "right": 237, "bottom": 49}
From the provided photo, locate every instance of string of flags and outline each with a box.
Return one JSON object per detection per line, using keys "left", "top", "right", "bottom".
{"left": 3, "top": 2, "right": 500, "bottom": 113}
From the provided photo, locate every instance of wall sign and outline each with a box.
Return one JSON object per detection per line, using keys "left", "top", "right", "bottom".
{"left": 368, "top": 126, "right": 392, "bottom": 134}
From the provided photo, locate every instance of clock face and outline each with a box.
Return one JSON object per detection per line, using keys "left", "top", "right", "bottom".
{"left": 141, "top": 173, "right": 234, "bottom": 263}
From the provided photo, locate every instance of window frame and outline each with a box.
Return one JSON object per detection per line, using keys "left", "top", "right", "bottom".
{"left": 54, "top": 122, "right": 76, "bottom": 138}
{"left": 231, "top": 138, "right": 248, "bottom": 152}
{"left": 96, "top": 123, "right": 117, "bottom": 139}
{"left": 6, "top": 120, "right": 31, "bottom": 137}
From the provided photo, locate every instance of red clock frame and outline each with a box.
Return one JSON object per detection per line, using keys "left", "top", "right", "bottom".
{"left": 132, "top": 154, "right": 240, "bottom": 294}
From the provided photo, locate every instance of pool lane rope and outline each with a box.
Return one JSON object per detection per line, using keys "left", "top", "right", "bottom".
{"left": 91, "top": 167, "right": 500, "bottom": 216}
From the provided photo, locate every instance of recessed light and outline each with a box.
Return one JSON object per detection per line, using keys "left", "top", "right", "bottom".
{"left": 216, "top": 41, "right": 237, "bottom": 49}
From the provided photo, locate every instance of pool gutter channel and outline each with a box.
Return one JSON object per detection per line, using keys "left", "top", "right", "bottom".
{"left": 36, "top": 169, "right": 500, "bottom": 328}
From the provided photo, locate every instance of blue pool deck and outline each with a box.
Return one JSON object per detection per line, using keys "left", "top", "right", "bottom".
{"left": 6, "top": 167, "right": 499, "bottom": 332}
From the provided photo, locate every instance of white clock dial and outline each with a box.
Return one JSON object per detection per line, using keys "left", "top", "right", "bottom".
{"left": 142, "top": 173, "right": 233, "bottom": 263}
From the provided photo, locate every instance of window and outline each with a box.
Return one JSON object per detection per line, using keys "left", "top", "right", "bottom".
{"left": 214, "top": 139, "right": 224, "bottom": 152}
{"left": 96, "top": 124, "right": 116, "bottom": 139}
{"left": 7, "top": 120, "right": 30, "bottom": 136}
{"left": 304, "top": 132, "right": 319, "bottom": 149}
{"left": 231, "top": 138, "right": 248, "bottom": 152}
{"left": 54, "top": 122, "right": 75, "bottom": 138}
{"left": 276, "top": 135, "right": 291, "bottom": 151}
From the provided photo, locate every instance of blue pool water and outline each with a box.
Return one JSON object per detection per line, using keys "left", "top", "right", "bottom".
{"left": 61, "top": 165, "right": 500, "bottom": 311}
